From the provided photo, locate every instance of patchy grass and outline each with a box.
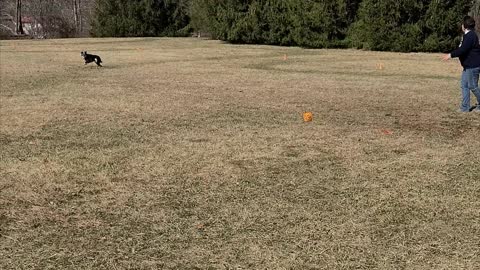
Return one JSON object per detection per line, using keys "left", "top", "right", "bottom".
{"left": 1, "top": 38, "right": 479, "bottom": 269}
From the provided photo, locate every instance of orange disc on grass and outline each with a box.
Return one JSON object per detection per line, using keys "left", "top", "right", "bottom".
{"left": 303, "top": 112, "right": 313, "bottom": 122}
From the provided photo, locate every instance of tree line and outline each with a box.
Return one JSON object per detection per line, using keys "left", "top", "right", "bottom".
{"left": 91, "top": 0, "right": 478, "bottom": 52}
{"left": 3, "top": 0, "right": 479, "bottom": 52}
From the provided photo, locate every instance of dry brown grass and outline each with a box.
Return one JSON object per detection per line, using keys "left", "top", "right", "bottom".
{"left": 1, "top": 38, "right": 479, "bottom": 269}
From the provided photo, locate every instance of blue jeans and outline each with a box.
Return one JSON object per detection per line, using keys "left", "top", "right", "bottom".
{"left": 460, "top": 67, "right": 480, "bottom": 112}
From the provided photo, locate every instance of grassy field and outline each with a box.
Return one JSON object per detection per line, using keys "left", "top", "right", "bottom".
{"left": 1, "top": 38, "right": 479, "bottom": 269}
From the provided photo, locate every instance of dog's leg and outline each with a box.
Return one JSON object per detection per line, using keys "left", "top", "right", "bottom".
{"left": 94, "top": 57, "right": 102, "bottom": 67}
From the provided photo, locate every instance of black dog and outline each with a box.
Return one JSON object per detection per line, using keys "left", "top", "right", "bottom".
{"left": 81, "top": 51, "right": 103, "bottom": 67}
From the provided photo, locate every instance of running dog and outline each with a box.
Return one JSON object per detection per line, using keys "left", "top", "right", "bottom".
{"left": 81, "top": 51, "right": 103, "bottom": 67}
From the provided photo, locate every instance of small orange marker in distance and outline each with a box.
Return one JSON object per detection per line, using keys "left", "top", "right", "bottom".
{"left": 283, "top": 54, "right": 288, "bottom": 61}
{"left": 376, "top": 62, "right": 385, "bottom": 70}
{"left": 303, "top": 112, "right": 313, "bottom": 122}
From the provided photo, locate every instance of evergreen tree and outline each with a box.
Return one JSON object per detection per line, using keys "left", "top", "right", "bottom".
{"left": 197, "top": 0, "right": 361, "bottom": 48}
{"left": 422, "top": 0, "right": 472, "bottom": 52}
{"left": 348, "top": 0, "right": 428, "bottom": 51}
{"left": 349, "top": 0, "right": 471, "bottom": 52}
{"left": 91, "top": 0, "right": 190, "bottom": 37}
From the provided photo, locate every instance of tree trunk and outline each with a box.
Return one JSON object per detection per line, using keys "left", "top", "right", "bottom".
{"left": 78, "top": 0, "right": 83, "bottom": 33}
{"left": 16, "top": 0, "right": 24, "bottom": 35}
{"left": 73, "top": 0, "right": 79, "bottom": 33}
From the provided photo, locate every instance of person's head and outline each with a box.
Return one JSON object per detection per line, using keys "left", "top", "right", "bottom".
{"left": 462, "top": 16, "right": 476, "bottom": 31}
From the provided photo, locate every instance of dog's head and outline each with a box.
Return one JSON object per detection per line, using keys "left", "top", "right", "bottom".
{"left": 81, "top": 51, "right": 87, "bottom": 58}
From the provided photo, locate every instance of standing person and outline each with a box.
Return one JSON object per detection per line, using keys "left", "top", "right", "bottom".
{"left": 443, "top": 16, "right": 480, "bottom": 113}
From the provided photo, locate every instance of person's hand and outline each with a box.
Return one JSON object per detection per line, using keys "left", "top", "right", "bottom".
{"left": 442, "top": 54, "right": 451, "bottom": 61}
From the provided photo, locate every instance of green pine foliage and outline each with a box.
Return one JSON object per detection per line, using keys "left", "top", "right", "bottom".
{"left": 348, "top": 0, "right": 429, "bottom": 51}
{"left": 201, "top": 0, "right": 360, "bottom": 48}
{"left": 422, "top": 0, "right": 472, "bottom": 52}
{"left": 349, "top": 0, "right": 471, "bottom": 52}
{"left": 91, "top": 0, "right": 190, "bottom": 37}
{"left": 91, "top": 0, "right": 476, "bottom": 52}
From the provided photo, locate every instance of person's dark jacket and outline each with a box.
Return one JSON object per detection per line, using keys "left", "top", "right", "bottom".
{"left": 451, "top": 30, "right": 480, "bottom": 69}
